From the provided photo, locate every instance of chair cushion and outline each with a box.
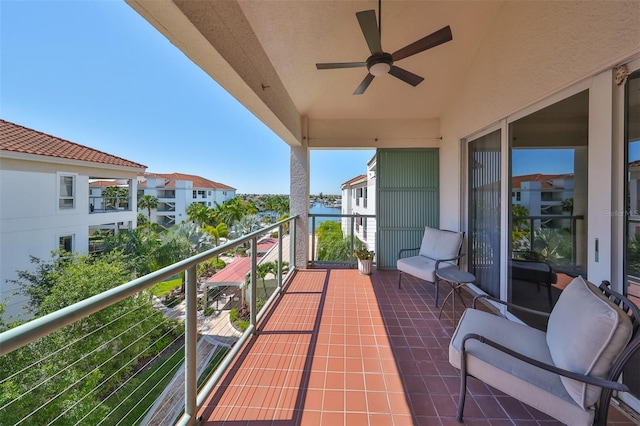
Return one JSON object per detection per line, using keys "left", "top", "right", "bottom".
{"left": 546, "top": 276, "right": 633, "bottom": 408}
{"left": 418, "top": 226, "right": 463, "bottom": 261}
{"left": 450, "top": 308, "right": 594, "bottom": 424}
{"left": 397, "top": 255, "right": 455, "bottom": 282}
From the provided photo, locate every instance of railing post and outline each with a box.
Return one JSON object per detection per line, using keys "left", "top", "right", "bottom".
{"left": 350, "top": 216, "right": 356, "bottom": 265}
{"left": 291, "top": 217, "right": 297, "bottom": 269}
{"left": 250, "top": 237, "right": 257, "bottom": 334}
{"left": 311, "top": 216, "right": 316, "bottom": 266}
{"left": 277, "top": 224, "right": 283, "bottom": 289}
{"left": 184, "top": 266, "right": 198, "bottom": 425}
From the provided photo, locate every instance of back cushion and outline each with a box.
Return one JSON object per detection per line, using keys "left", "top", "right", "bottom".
{"left": 546, "top": 276, "right": 633, "bottom": 408}
{"left": 418, "top": 227, "right": 463, "bottom": 260}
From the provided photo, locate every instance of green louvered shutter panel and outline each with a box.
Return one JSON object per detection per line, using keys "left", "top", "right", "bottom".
{"left": 376, "top": 148, "right": 439, "bottom": 269}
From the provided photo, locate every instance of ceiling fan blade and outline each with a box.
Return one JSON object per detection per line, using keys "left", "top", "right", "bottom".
{"left": 354, "top": 74, "right": 375, "bottom": 95}
{"left": 316, "top": 62, "right": 366, "bottom": 70}
{"left": 356, "top": 10, "right": 382, "bottom": 54}
{"left": 391, "top": 25, "right": 453, "bottom": 62}
{"left": 389, "top": 66, "right": 424, "bottom": 87}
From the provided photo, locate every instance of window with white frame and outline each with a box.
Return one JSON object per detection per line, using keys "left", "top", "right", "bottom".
{"left": 59, "top": 175, "right": 75, "bottom": 209}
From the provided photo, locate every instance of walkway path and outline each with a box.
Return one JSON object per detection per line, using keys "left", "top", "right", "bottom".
{"left": 143, "top": 294, "right": 242, "bottom": 425}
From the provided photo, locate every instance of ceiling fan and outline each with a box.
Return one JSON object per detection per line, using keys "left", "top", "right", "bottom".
{"left": 316, "top": 0, "right": 453, "bottom": 95}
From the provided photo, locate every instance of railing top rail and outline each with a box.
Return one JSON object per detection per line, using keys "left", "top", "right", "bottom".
{"left": 513, "top": 215, "right": 585, "bottom": 220}
{"left": 309, "top": 213, "right": 376, "bottom": 218}
{"left": 0, "top": 215, "right": 298, "bottom": 356}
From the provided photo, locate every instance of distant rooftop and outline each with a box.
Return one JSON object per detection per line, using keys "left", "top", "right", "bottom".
{"left": 512, "top": 173, "right": 574, "bottom": 189}
{"left": 140, "top": 172, "right": 235, "bottom": 191}
{"left": 0, "top": 119, "right": 146, "bottom": 169}
{"left": 341, "top": 174, "right": 367, "bottom": 188}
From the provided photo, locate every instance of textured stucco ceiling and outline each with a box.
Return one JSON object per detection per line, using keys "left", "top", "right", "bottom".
{"left": 127, "top": 0, "right": 639, "bottom": 149}
{"left": 237, "top": 1, "right": 502, "bottom": 120}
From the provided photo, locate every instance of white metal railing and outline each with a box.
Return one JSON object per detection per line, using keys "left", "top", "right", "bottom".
{"left": 0, "top": 216, "right": 297, "bottom": 426}
{"left": 309, "top": 213, "right": 376, "bottom": 266}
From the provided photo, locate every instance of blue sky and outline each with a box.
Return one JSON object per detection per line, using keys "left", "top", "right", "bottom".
{"left": 511, "top": 149, "right": 575, "bottom": 176}
{"left": 0, "top": 1, "right": 374, "bottom": 195}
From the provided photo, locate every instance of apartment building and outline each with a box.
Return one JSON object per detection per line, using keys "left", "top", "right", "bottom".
{"left": 340, "top": 155, "right": 376, "bottom": 252}
{"left": 137, "top": 172, "right": 236, "bottom": 228}
{"left": 0, "top": 119, "right": 145, "bottom": 320}
{"left": 511, "top": 173, "right": 575, "bottom": 228}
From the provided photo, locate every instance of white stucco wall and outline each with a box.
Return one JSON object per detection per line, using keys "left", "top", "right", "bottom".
{"left": 438, "top": 1, "right": 640, "bottom": 232}
{"left": 0, "top": 157, "right": 141, "bottom": 320}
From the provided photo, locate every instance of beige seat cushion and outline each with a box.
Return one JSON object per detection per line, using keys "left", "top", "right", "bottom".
{"left": 418, "top": 226, "right": 463, "bottom": 261}
{"left": 449, "top": 308, "right": 594, "bottom": 425}
{"left": 546, "top": 276, "right": 633, "bottom": 408}
{"left": 396, "top": 256, "right": 455, "bottom": 282}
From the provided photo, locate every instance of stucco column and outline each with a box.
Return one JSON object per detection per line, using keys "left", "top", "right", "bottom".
{"left": 290, "top": 141, "right": 309, "bottom": 269}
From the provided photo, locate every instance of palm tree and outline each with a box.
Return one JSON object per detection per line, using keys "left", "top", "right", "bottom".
{"left": 203, "top": 223, "right": 229, "bottom": 246}
{"left": 186, "top": 202, "right": 209, "bottom": 227}
{"left": 138, "top": 194, "right": 158, "bottom": 222}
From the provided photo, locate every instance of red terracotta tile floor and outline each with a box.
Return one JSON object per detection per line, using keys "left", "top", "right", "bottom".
{"left": 197, "top": 268, "right": 637, "bottom": 425}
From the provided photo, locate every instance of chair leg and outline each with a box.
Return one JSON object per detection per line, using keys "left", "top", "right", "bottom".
{"left": 434, "top": 277, "right": 440, "bottom": 307}
{"left": 457, "top": 370, "right": 467, "bottom": 422}
{"left": 595, "top": 389, "right": 613, "bottom": 426}
{"left": 398, "top": 272, "right": 403, "bottom": 289}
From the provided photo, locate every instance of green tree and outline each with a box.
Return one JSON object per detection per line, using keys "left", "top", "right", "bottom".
{"left": 102, "top": 186, "right": 129, "bottom": 209}
{"left": 138, "top": 194, "right": 159, "bottom": 222}
{"left": 6, "top": 252, "right": 68, "bottom": 314}
{"left": 561, "top": 197, "right": 574, "bottom": 214}
{"left": 216, "top": 197, "right": 258, "bottom": 227}
{"left": 203, "top": 223, "right": 229, "bottom": 247}
{"left": 0, "top": 251, "right": 180, "bottom": 425}
{"left": 315, "top": 221, "right": 365, "bottom": 261}
{"left": 511, "top": 204, "right": 530, "bottom": 230}
{"left": 186, "top": 202, "right": 209, "bottom": 227}
{"left": 103, "top": 227, "right": 161, "bottom": 276}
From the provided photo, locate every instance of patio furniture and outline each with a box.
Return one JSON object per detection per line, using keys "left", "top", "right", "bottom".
{"left": 436, "top": 268, "right": 476, "bottom": 321}
{"left": 449, "top": 276, "right": 640, "bottom": 425}
{"left": 397, "top": 226, "right": 464, "bottom": 307}
{"left": 510, "top": 258, "right": 557, "bottom": 309}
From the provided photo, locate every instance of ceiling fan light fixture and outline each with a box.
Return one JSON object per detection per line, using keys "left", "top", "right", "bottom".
{"left": 369, "top": 62, "right": 391, "bottom": 76}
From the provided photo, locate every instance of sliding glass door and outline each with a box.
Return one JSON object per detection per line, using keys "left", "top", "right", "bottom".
{"left": 508, "top": 91, "right": 589, "bottom": 327}
{"left": 623, "top": 68, "right": 640, "bottom": 409}
{"left": 467, "top": 130, "right": 502, "bottom": 298}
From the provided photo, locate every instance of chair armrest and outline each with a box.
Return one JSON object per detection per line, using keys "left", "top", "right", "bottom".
{"left": 434, "top": 253, "right": 466, "bottom": 269}
{"left": 461, "top": 333, "right": 630, "bottom": 392}
{"left": 472, "top": 294, "right": 551, "bottom": 318}
{"left": 398, "top": 247, "right": 420, "bottom": 259}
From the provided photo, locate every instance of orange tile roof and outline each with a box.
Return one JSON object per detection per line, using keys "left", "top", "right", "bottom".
{"left": 341, "top": 174, "right": 367, "bottom": 188}
{"left": 0, "top": 119, "right": 146, "bottom": 169}
{"left": 206, "top": 238, "right": 278, "bottom": 285}
{"left": 141, "top": 172, "right": 235, "bottom": 190}
{"left": 89, "top": 180, "right": 123, "bottom": 187}
{"left": 511, "top": 173, "right": 573, "bottom": 189}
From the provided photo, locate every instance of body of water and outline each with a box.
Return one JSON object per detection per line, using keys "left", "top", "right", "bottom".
{"left": 309, "top": 202, "right": 341, "bottom": 232}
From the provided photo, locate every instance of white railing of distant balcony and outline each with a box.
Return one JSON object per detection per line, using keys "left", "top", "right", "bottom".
{"left": 0, "top": 216, "right": 298, "bottom": 426}
{"left": 89, "top": 196, "right": 133, "bottom": 213}
{"left": 309, "top": 213, "right": 376, "bottom": 267}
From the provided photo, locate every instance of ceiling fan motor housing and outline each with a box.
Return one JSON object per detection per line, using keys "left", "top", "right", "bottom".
{"left": 367, "top": 52, "right": 393, "bottom": 76}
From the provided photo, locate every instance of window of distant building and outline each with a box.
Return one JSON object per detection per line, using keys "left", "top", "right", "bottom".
{"left": 58, "top": 174, "right": 76, "bottom": 209}
{"left": 208, "top": 202, "right": 211, "bottom": 206}
{"left": 223, "top": 191, "right": 227, "bottom": 196}
{"left": 59, "top": 235, "right": 74, "bottom": 252}
{"left": 193, "top": 190, "right": 197, "bottom": 199}
{"left": 208, "top": 191, "right": 211, "bottom": 196}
